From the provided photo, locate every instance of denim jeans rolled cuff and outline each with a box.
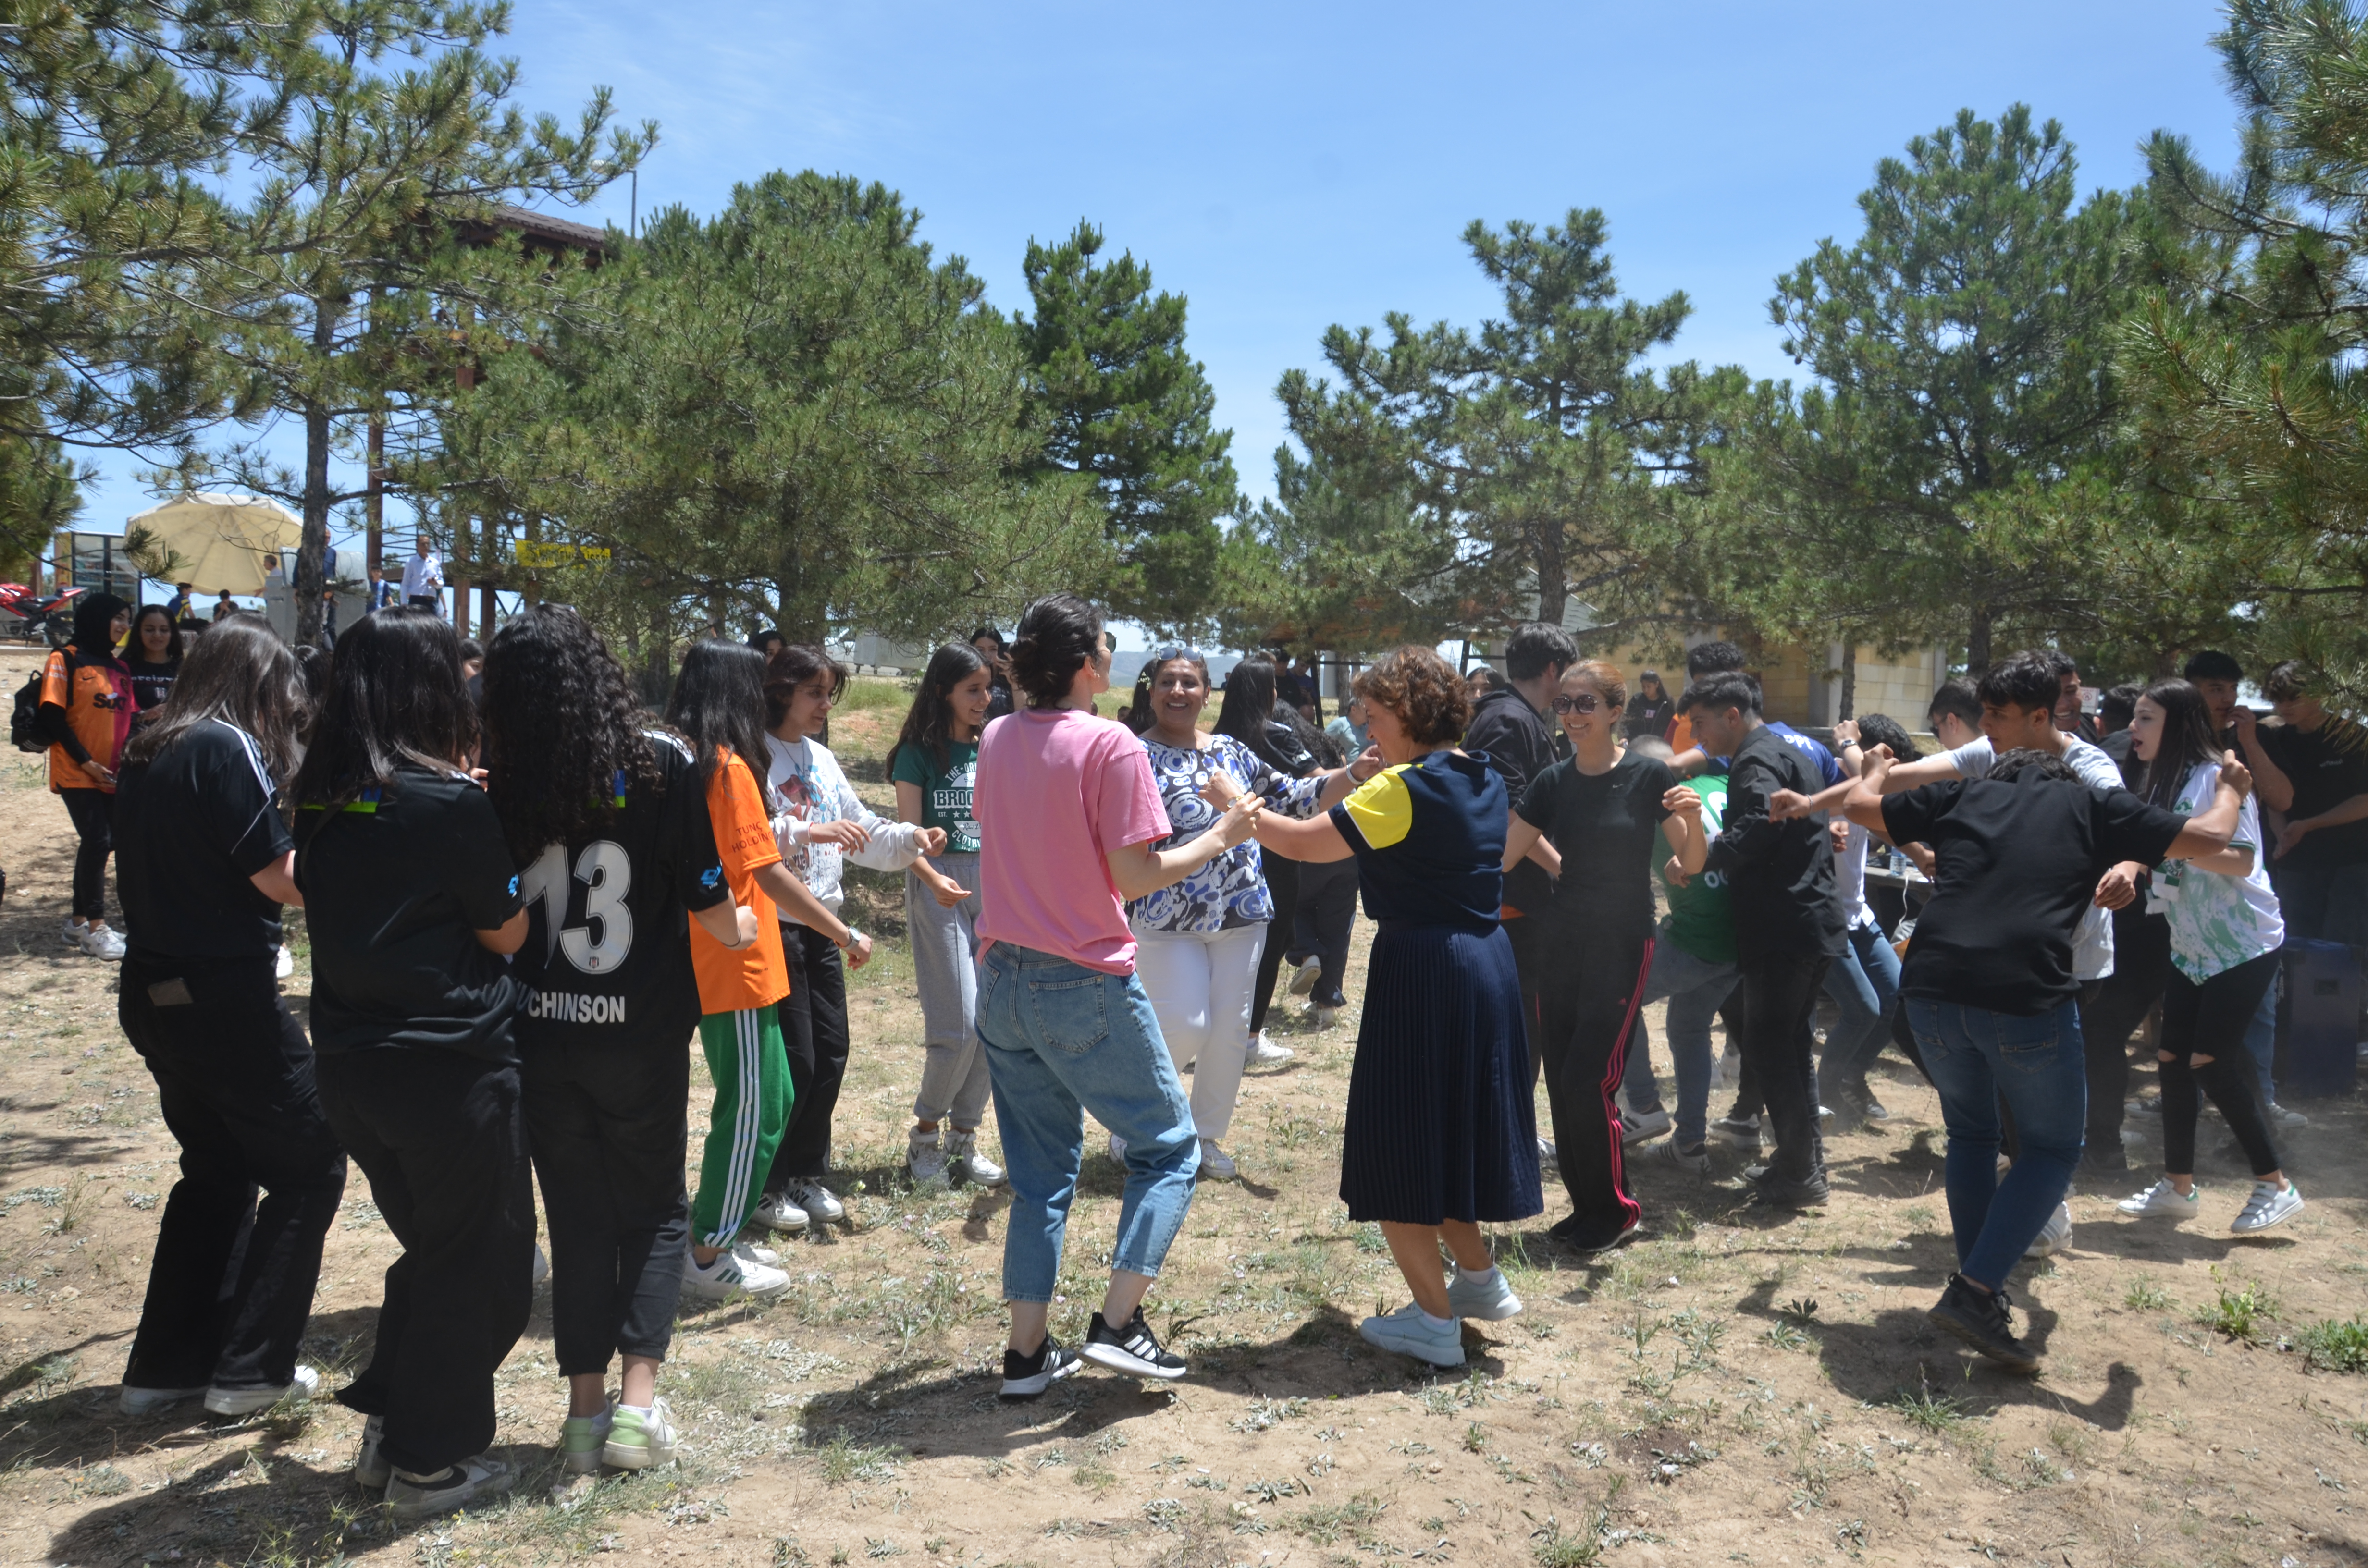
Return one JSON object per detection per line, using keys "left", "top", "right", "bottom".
{"left": 1904, "top": 995, "right": 2085, "bottom": 1290}
{"left": 977, "top": 942, "right": 1199, "bottom": 1304}
{"left": 1640, "top": 937, "right": 1739, "bottom": 1150}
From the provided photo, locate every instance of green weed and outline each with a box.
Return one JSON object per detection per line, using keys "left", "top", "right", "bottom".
{"left": 2123, "top": 1278, "right": 2171, "bottom": 1312}
{"left": 2195, "top": 1279, "right": 2276, "bottom": 1343}
{"left": 2299, "top": 1317, "right": 2368, "bottom": 1373}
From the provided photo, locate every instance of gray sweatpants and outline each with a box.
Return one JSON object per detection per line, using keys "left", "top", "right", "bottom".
{"left": 907, "top": 853, "right": 992, "bottom": 1127}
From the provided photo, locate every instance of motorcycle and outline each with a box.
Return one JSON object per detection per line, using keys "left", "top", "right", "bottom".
{"left": 0, "top": 584, "right": 86, "bottom": 648}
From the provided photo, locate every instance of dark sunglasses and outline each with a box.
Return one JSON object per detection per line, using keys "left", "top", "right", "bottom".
{"left": 1550, "top": 692, "right": 1604, "bottom": 715}
{"left": 1150, "top": 644, "right": 1204, "bottom": 664}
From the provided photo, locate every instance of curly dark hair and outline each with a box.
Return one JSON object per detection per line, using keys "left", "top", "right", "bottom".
{"left": 763, "top": 643, "right": 848, "bottom": 730}
{"left": 1010, "top": 594, "right": 1105, "bottom": 708}
{"left": 292, "top": 608, "right": 476, "bottom": 810}
{"left": 1853, "top": 712, "right": 1921, "bottom": 764}
{"left": 481, "top": 604, "right": 664, "bottom": 866}
{"left": 1354, "top": 646, "right": 1469, "bottom": 746}
{"left": 1987, "top": 748, "right": 2078, "bottom": 784}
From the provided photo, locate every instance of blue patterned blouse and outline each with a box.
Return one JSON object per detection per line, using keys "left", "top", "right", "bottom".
{"left": 1127, "top": 734, "right": 1326, "bottom": 932}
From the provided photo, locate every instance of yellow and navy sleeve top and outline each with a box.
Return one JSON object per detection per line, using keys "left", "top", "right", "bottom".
{"left": 1327, "top": 750, "right": 1508, "bottom": 931}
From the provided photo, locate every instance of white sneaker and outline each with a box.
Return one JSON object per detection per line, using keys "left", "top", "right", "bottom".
{"left": 947, "top": 1128, "right": 1006, "bottom": 1185}
{"left": 1108, "top": 1132, "right": 1127, "bottom": 1161}
{"left": 1287, "top": 956, "right": 1322, "bottom": 998}
{"left": 781, "top": 1177, "right": 843, "bottom": 1224}
{"left": 118, "top": 1382, "right": 207, "bottom": 1416}
{"left": 1310, "top": 1004, "right": 1339, "bottom": 1029}
{"left": 79, "top": 922, "right": 126, "bottom": 960}
{"left": 1536, "top": 1134, "right": 1557, "bottom": 1164}
{"left": 1621, "top": 1107, "right": 1673, "bottom": 1145}
{"left": 531, "top": 1244, "right": 550, "bottom": 1286}
{"left": 386, "top": 1453, "right": 515, "bottom": 1520}
{"left": 274, "top": 943, "right": 294, "bottom": 980}
{"left": 1245, "top": 1032, "right": 1295, "bottom": 1070}
{"left": 752, "top": 1191, "right": 809, "bottom": 1232}
{"left": 734, "top": 1237, "right": 782, "bottom": 1267}
{"left": 2117, "top": 1178, "right": 2200, "bottom": 1219}
{"left": 1196, "top": 1139, "right": 1236, "bottom": 1179}
{"left": 59, "top": 919, "right": 82, "bottom": 948}
{"left": 2024, "top": 1201, "right": 2072, "bottom": 1258}
{"left": 1713, "top": 1047, "right": 1741, "bottom": 1093}
{"left": 1646, "top": 1139, "right": 1710, "bottom": 1175}
{"left": 682, "top": 1246, "right": 789, "bottom": 1300}
{"left": 2267, "top": 1102, "right": 2309, "bottom": 1128}
{"left": 205, "top": 1363, "right": 321, "bottom": 1416}
{"left": 602, "top": 1396, "right": 678, "bottom": 1470}
{"left": 907, "top": 1127, "right": 949, "bottom": 1184}
{"left": 1444, "top": 1266, "right": 1522, "bottom": 1321}
{"left": 1358, "top": 1302, "right": 1464, "bottom": 1367}
{"left": 2231, "top": 1179, "right": 2304, "bottom": 1234}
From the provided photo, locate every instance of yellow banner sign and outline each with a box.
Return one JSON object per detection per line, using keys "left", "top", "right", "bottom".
{"left": 513, "top": 541, "right": 612, "bottom": 568}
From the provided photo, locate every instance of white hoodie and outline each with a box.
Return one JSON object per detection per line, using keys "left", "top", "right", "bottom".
{"left": 765, "top": 733, "right": 928, "bottom": 920}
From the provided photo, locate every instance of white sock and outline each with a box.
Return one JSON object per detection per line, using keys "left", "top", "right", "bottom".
{"left": 617, "top": 1403, "right": 650, "bottom": 1419}
{"left": 1458, "top": 1264, "right": 1499, "bottom": 1287}
{"left": 1420, "top": 1309, "right": 1454, "bottom": 1332}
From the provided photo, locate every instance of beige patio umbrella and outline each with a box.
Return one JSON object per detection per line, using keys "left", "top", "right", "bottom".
{"left": 124, "top": 493, "right": 305, "bottom": 595}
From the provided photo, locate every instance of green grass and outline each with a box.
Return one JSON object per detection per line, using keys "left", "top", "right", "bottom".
{"left": 2299, "top": 1317, "right": 2368, "bottom": 1373}
{"left": 2124, "top": 1278, "right": 2171, "bottom": 1312}
{"left": 1888, "top": 1382, "right": 1973, "bottom": 1437}
{"left": 2196, "top": 1279, "right": 2277, "bottom": 1343}
{"left": 835, "top": 675, "right": 916, "bottom": 713}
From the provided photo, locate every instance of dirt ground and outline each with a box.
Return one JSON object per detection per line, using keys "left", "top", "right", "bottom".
{"left": 1, "top": 643, "right": 2367, "bottom": 1568}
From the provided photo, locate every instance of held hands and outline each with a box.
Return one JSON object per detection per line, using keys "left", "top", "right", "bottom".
{"left": 1661, "top": 786, "right": 1702, "bottom": 821}
{"left": 915, "top": 826, "right": 948, "bottom": 857}
{"left": 1212, "top": 793, "right": 1264, "bottom": 848}
{"left": 1832, "top": 719, "right": 1861, "bottom": 747}
{"left": 1768, "top": 788, "right": 1809, "bottom": 821}
{"left": 1198, "top": 770, "right": 1246, "bottom": 810}
{"left": 1351, "top": 744, "right": 1384, "bottom": 782}
{"left": 1663, "top": 854, "right": 1690, "bottom": 889}
{"left": 1828, "top": 817, "right": 1851, "bottom": 855}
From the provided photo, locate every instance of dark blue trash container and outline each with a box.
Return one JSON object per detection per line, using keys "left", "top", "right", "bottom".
{"left": 2283, "top": 939, "right": 2360, "bottom": 1099}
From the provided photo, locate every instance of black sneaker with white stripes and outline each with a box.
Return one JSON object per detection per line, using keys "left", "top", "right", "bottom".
{"left": 1080, "top": 1305, "right": 1188, "bottom": 1379}
{"left": 999, "top": 1333, "right": 1082, "bottom": 1400}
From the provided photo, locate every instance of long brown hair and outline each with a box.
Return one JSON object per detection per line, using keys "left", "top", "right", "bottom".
{"left": 888, "top": 642, "right": 988, "bottom": 774}
{"left": 2136, "top": 678, "right": 2223, "bottom": 810}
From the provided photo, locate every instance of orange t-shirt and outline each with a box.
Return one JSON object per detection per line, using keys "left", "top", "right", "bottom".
{"left": 40, "top": 650, "right": 136, "bottom": 793}
{"left": 689, "top": 747, "right": 789, "bottom": 1014}
{"left": 1664, "top": 710, "right": 1695, "bottom": 760}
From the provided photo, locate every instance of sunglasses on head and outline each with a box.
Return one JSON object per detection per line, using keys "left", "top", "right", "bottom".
{"left": 1550, "top": 692, "right": 1603, "bottom": 715}
{"left": 1150, "top": 644, "right": 1203, "bottom": 664}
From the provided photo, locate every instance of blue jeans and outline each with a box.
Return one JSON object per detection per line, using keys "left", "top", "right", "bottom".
{"left": 1623, "top": 936, "right": 1738, "bottom": 1149}
{"left": 1819, "top": 919, "right": 1902, "bottom": 1101}
{"left": 1904, "top": 997, "right": 2086, "bottom": 1290}
{"left": 976, "top": 943, "right": 1200, "bottom": 1303}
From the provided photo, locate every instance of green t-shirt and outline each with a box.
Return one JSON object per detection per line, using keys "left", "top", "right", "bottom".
{"left": 1655, "top": 773, "right": 1734, "bottom": 964}
{"left": 890, "top": 738, "right": 980, "bottom": 855}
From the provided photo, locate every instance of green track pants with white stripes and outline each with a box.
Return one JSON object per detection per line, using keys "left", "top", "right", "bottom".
{"left": 691, "top": 1006, "right": 792, "bottom": 1250}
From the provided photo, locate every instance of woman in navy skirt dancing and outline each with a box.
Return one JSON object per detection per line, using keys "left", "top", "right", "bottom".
{"left": 1253, "top": 646, "right": 1542, "bottom": 1367}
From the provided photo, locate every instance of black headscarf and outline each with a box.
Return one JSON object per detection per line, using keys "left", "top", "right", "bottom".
{"left": 69, "top": 592, "right": 129, "bottom": 671}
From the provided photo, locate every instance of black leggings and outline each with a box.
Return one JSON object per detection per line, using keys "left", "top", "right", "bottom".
{"left": 2078, "top": 906, "right": 2172, "bottom": 1154}
{"left": 1247, "top": 856, "right": 1300, "bottom": 1033}
{"left": 61, "top": 786, "right": 112, "bottom": 920}
{"left": 766, "top": 925, "right": 849, "bottom": 1187}
{"left": 1285, "top": 858, "right": 1357, "bottom": 1007}
{"left": 2160, "top": 949, "right": 2283, "bottom": 1178}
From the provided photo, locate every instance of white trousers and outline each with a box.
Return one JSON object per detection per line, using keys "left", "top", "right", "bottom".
{"left": 1130, "top": 921, "right": 1268, "bottom": 1142}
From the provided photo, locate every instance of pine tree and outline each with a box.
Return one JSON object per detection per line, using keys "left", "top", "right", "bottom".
{"left": 1011, "top": 222, "right": 1237, "bottom": 634}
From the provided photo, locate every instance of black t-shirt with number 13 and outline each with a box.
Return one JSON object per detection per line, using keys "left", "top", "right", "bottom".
{"left": 511, "top": 734, "right": 730, "bottom": 1049}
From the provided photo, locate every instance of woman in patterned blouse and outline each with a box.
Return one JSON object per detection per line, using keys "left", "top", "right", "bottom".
{"left": 1122, "top": 648, "right": 1368, "bottom": 1178}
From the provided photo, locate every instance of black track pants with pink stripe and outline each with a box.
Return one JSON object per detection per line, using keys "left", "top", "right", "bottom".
{"left": 1536, "top": 923, "right": 1653, "bottom": 1248}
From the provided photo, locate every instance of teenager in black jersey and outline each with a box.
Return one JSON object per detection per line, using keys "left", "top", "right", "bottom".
{"left": 481, "top": 606, "right": 757, "bottom": 1475}
{"left": 293, "top": 609, "right": 531, "bottom": 1520}
{"left": 111, "top": 615, "right": 345, "bottom": 1418}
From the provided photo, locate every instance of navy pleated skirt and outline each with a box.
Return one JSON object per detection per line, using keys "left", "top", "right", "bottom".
{"left": 1339, "top": 920, "right": 1542, "bottom": 1225}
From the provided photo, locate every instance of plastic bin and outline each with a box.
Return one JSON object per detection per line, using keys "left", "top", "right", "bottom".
{"left": 2282, "top": 938, "right": 2360, "bottom": 1099}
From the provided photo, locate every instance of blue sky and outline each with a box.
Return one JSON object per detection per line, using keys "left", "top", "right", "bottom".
{"left": 81, "top": 0, "right": 2243, "bottom": 625}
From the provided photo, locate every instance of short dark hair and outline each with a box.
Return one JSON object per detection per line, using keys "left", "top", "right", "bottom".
{"left": 1010, "top": 594, "right": 1104, "bottom": 709}
{"left": 2100, "top": 684, "right": 2140, "bottom": 728}
{"left": 1927, "top": 677, "right": 1982, "bottom": 730}
{"left": 1976, "top": 651, "right": 2060, "bottom": 715}
{"left": 2183, "top": 649, "right": 2244, "bottom": 684}
{"left": 2263, "top": 660, "right": 2311, "bottom": 702}
{"left": 1504, "top": 622, "right": 1578, "bottom": 683}
{"left": 1987, "top": 748, "right": 2078, "bottom": 784}
{"left": 1688, "top": 671, "right": 1759, "bottom": 719}
{"left": 1686, "top": 641, "right": 1747, "bottom": 679}
{"left": 457, "top": 637, "right": 484, "bottom": 664}
{"left": 2040, "top": 649, "right": 2078, "bottom": 681}
{"left": 1354, "top": 645, "right": 1469, "bottom": 745}
{"left": 1855, "top": 712, "right": 1920, "bottom": 763}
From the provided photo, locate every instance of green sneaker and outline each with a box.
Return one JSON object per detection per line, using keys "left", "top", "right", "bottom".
{"left": 559, "top": 1403, "right": 613, "bottom": 1474}
{"left": 602, "top": 1397, "right": 678, "bottom": 1471}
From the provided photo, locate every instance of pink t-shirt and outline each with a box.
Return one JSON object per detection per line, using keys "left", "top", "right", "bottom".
{"left": 974, "top": 706, "right": 1170, "bottom": 975}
